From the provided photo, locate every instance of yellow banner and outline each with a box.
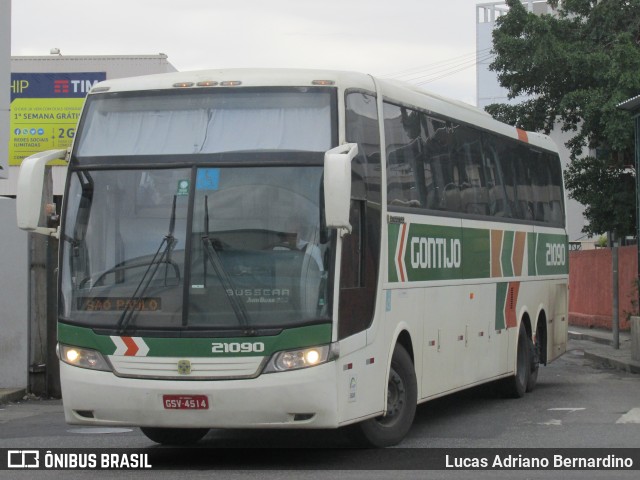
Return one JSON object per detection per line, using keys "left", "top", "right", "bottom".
{"left": 9, "top": 98, "right": 83, "bottom": 166}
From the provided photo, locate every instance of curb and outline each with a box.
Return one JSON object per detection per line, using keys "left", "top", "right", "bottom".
{"left": 0, "top": 388, "right": 26, "bottom": 404}
{"left": 583, "top": 351, "right": 640, "bottom": 375}
{"left": 568, "top": 330, "right": 613, "bottom": 346}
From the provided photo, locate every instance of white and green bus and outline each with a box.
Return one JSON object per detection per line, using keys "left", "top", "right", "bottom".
{"left": 17, "top": 69, "right": 568, "bottom": 447}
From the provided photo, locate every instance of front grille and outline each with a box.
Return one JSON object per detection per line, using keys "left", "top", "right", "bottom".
{"left": 108, "top": 355, "right": 266, "bottom": 380}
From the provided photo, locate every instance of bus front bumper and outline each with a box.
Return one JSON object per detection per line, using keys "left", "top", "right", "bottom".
{"left": 60, "top": 361, "right": 339, "bottom": 429}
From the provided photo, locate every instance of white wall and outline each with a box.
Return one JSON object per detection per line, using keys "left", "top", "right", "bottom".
{"left": 0, "top": 0, "right": 10, "bottom": 179}
{"left": 0, "top": 197, "right": 29, "bottom": 389}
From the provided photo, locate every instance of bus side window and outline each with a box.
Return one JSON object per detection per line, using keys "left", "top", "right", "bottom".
{"left": 422, "top": 116, "right": 451, "bottom": 211}
{"left": 341, "top": 91, "right": 381, "bottom": 340}
{"left": 546, "top": 153, "right": 565, "bottom": 225}
{"left": 384, "top": 103, "right": 423, "bottom": 208}
{"left": 481, "top": 135, "right": 511, "bottom": 218}
{"left": 340, "top": 200, "right": 364, "bottom": 289}
{"left": 453, "top": 125, "right": 488, "bottom": 216}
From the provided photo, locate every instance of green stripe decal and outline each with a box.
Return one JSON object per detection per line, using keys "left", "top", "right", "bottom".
{"left": 462, "top": 227, "right": 491, "bottom": 279}
{"left": 495, "top": 282, "right": 508, "bottom": 330}
{"left": 58, "top": 322, "right": 118, "bottom": 354}
{"left": 388, "top": 223, "right": 400, "bottom": 283}
{"left": 388, "top": 223, "right": 568, "bottom": 283}
{"left": 58, "top": 322, "right": 332, "bottom": 357}
{"left": 528, "top": 232, "right": 537, "bottom": 276}
{"left": 535, "top": 233, "right": 569, "bottom": 276}
{"left": 501, "top": 231, "right": 514, "bottom": 277}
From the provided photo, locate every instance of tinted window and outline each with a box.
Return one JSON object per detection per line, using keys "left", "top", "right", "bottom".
{"left": 341, "top": 92, "right": 382, "bottom": 339}
{"left": 383, "top": 101, "right": 564, "bottom": 227}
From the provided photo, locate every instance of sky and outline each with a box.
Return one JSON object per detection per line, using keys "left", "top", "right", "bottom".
{"left": 10, "top": 0, "right": 483, "bottom": 105}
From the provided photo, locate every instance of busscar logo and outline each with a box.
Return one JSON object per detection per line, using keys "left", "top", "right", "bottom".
{"left": 8, "top": 450, "right": 40, "bottom": 468}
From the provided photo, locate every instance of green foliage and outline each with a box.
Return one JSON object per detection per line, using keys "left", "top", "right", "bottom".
{"left": 625, "top": 277, "right": 640, "bottom": 321}
{"left": 487, "top": 0, "right": 640, "bottom": 236}
{"left": 564, "top": 155, "right": 635, "bottom": 237}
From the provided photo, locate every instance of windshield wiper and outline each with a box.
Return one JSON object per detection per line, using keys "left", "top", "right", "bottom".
{"left": 201, "top": 195, "right": 251, "bottom": 331}
{"left": 117, "top": 195, "right": 178, "bottom": 334}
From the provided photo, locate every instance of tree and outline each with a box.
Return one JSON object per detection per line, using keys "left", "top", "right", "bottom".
{"left": 486, "top": 0, "right": 640, "bottom": 238}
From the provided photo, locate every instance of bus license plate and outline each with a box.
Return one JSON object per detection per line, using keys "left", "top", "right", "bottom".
{"left": 163, "top": 395, "right": 209, "bottom": 410}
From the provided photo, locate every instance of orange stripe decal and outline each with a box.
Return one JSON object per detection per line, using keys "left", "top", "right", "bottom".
{"left": 397, "top": 223, "right": 408, "bottom": 282}
{"left": 512, "top": 231, "right": 526, "bottom": 277}
{"left": 516, "top": 128, "right": 529, "bottom": 143}
{"left": 504, "top": 282, "right": 520, "bottom": 329}
{"left": 122, "top": 336, "right": 140, "bottom": 356}
{"left": 491, "top": 230, "right": 503, "bottom": 277}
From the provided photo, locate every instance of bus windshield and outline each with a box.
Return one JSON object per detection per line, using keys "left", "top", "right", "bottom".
{"left": 75, "top": 89, "right": 333, "bottom": 156}
{"left": 60, "top": 166, "right": 331, "bottom": 333}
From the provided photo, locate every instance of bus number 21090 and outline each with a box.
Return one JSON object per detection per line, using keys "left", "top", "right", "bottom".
{"left": 211, "top": 342, "right": 265, "bottom": 354}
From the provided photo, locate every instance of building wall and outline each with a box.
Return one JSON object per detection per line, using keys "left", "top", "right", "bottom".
{"left": 0, "top": 54, "right": 177, "bottom": 392}
{"left": 568, "top": 247, "right": 637, "bottom": 331}
{"left": 0, "top": 0, "right": 10, "bottom": 179}
{"left": 10, "top": 54, "right": 177, "bottom": 78}
{"left": 0, "top": 197, "right": 29, "bottom": 388}
{"left": 1, "top": 54, "right": 177, "bottom": 196}
{"left": 476, "top": 2, "right": 512, "bottom": 109}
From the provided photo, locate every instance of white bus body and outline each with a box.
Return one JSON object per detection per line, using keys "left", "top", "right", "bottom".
{"left": 17, "top": 69, "right": 568, "bottom": 447}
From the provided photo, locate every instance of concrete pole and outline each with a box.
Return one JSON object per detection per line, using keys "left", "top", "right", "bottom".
{"left": 612, "top": 235, "right": 620, "bottom": 350}
{"left": 635, "top": 114, "right": 640, "bottom": 333}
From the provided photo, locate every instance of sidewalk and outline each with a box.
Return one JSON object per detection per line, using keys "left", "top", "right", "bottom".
{"left": 0, "top": 388, "right": 26, "bottom": 404}
{"left": 568, "top": 325, "right": 640, "bottom": 374}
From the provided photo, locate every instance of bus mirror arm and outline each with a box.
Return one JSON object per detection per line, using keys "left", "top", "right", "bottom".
{"left": 16, "top": 148, "right": 68, "bottom": 238}
{"left": 323, "top": 143, "right": 358, "bottom": 237}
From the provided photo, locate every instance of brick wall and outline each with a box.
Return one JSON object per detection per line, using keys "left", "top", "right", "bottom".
{"left": 568, "top": 246, "right": 638, "bottom": 331}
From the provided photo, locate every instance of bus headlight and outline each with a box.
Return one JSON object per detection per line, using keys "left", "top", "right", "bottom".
{"left": 59, "top": 344, "right": 112, "bottom": 372}
{"left": 264, "top": 343, "right": 339, "bottom": 373}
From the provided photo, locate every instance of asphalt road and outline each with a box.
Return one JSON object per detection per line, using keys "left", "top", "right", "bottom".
{"left": 1, "top": 337, "right": 639, "bottom": 479}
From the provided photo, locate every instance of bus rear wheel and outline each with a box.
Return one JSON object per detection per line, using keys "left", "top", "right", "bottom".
{"left": 140, "top": 427, "right": 209, "bottom": 445}
{"left": 502, "top": 323, "right": 530, "bottom": 398}
{"left": 350, "top": 344, "right": 417, "bottom": 447}
{"left": 526, "top": 329, "right": 540, "bottom": 392}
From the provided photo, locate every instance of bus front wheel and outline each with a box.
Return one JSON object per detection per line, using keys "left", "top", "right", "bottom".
{"left": 140, "top": 427, "right": 209, "bottom": 445}
{"left": 350, "top": 344, "right": 417, "bottom": 447}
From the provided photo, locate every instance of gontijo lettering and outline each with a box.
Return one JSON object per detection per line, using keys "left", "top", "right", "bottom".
{"left": 410, "top": 237, "right": 462, "bottom": 269}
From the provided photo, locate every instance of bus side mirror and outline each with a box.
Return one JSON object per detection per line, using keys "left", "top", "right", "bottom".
{"left": 324, "top": 143, "right": 358, "bottom": 235}
{"left": 16, "top": 149, "right": 67, "bottom": 237}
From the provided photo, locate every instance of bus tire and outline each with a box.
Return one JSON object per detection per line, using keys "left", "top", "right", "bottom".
{"left": 350, "top": 344, "right": 417, "bottom": 447}
{"left": 503, "top": 323, "right": 530, "bottom": 398}
{"left": 140, "top": 427, "right": 209, "bottom": 445}
{"left": 526, "top": 331, "right": 540, "bottom": 392}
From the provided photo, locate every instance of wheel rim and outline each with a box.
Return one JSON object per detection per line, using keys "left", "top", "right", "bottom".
{"left": 377, "top": 367, "right": 406, "bottom": 427}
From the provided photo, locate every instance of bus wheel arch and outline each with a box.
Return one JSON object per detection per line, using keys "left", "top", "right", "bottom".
{"left": 349, "top": 331, "right": 417, "bottom": 447}
{"left": 535, "top": 311, "right": 548, "bottom": 365}
{"left": 395, "top": 329, "right": 415, "bottom": 365}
